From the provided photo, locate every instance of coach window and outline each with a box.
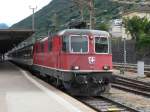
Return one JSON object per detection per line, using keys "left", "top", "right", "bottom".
{"left": 70, "top": 35, "right": 88, "bottom": 53}
{"left": 48, "top": 37, "right": 52, "bottom": 52}
{"left": 95, "top": 37, "right": 108, "bottom": 53}
{"left": 62, "top": 36, "right": 69, "bottom": 52}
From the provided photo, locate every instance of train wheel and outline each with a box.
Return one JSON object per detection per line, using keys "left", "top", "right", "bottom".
{"left": 45, "top": 76, "right": 50, "bottom": 83}
{"left": 50, "top": 77, "right": 61, "bottom": 87}
{"left": 63, "top": 81, "right": 71, "bottom": 90}
{"left": 56, "top": 78, "right": 62, "bottom": 88}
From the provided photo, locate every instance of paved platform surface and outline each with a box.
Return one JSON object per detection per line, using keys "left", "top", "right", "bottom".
{"left": 0, "top": 61, "right": 95, "bottom": 112}
{"left": 113, "top": 69, "right": 150, "bottom": 83}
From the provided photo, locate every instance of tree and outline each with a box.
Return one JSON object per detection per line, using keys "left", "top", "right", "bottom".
{"left": 98, "top": 22, "right": 110, "bottom": 31}
{"left": 124, "top": 16, "right": 150, "bottom": 57}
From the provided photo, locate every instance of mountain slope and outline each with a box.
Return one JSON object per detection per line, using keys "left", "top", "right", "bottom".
{"left": 0, "top": 23, "right": 9, "bottom": 29}
{"left": 11, "top": 0, "right": 131, "bottom": 39}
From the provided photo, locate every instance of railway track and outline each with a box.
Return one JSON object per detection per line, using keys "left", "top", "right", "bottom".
{"left": 78, "top": 96, "right": 139, "bottom": 112}
{"left": 113, "top": 63, "right": 150, "bottom": 75}
{"left": 34, "top": 72, "right": 139, "bottom": 111}
{"left": 112, "top": 75, "right": 150, "bottom": 97}
{"left": 33, "top": 71, "right": 150, "bottom": 112}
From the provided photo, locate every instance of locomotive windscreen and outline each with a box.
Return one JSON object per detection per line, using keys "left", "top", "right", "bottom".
{"left": 62, "top": 35, "right": 88, "bottom": 53}
{"left": 70, "top": 35, "right": 88, "bottom": 53}
{"left": 95, "top": 37, "right": 108, "bottom": 53}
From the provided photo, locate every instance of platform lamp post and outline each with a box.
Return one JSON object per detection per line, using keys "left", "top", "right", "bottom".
{"left": 90, "top": 0, "right": 95, "bottom": 29}
{"left": 29, "top": 5, "right": 37, "bottom": 31}
{"left": 123, "top": 37, "right": 127, "bottom": 64}
{"left": 121, "top": 23, "right": 127, "bottom": 74}
{"left": 119, "top": 7, "right": 127, "bottom": 74}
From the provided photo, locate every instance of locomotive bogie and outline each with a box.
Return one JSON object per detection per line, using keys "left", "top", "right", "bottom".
{"left": 32, "top": 63, "right": 112, "bottom": 96}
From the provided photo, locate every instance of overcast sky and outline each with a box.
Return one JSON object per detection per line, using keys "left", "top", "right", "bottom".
{"left": 0, "top": 0, "right": 52, "bottom": 26}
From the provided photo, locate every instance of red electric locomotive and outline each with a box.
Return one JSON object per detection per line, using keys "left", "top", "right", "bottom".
{"left": 32, "top": 29, "right": 113, "bottom": 96}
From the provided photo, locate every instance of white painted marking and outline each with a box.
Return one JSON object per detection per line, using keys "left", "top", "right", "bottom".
{"left": 19, "top": 69, "right": 82, "bottom": 112}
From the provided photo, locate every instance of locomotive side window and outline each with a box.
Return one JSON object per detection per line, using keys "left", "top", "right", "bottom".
{"left": 62, "top": 36, "right": 69, "bottom": 52}
{"left": 38, "top": 44, "right": 41, "bottom": 53}
{"left": 70, "top": 35, "right": 88, "bottom": 53}
{"left": 95, "top": 37, "right": 108, "bottom": 53}
{"left": 36, "top": 45, "right": 38, "bottom": 53}
{"left": 48, "top": 37, "right": 52, "bottom": 52}
{"left": 41, "top": 42, "right": 44, "bottom": 52}
{"left": 37, "top": 44, "right": 40, "bottom": 53}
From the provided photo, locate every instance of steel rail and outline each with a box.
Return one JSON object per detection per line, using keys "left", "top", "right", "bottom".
{"left": 112, "top": 84, "right": 150, "bottom": 97}
{"left": 112, "top": 76, "right": 150, "bottom": 97}
{"left": 77, "top": 96, "right": 140, "bottom": 112}
{"left": 113, "top": 63, "right": 150, "bottom": 70}
{"left": 114, "top": 75, "right": 150, "bottom": 86}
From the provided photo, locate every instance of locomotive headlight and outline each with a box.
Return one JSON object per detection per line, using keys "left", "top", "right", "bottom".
{"left": 89, "top": 36, "right": 93, "bottom": 40}
{"left": 72, "top": 66, "right": 80, "bottom": 70}
{"left": 103, "top": 65, "right": 110, "bottom": 70}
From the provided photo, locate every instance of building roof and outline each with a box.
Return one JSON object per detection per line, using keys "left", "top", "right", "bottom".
{"left": 0, "top": 29, "right": 34, "bottom": 54}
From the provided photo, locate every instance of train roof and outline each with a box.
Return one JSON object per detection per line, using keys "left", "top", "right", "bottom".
{"left": 35, "top": 29, "right": 110, "bottom": 44}
{"left": 58, "top": 29, "right": 110, "bottom": 37}
{"left": 7, "top": 43, "right": 33, "bottom": 54}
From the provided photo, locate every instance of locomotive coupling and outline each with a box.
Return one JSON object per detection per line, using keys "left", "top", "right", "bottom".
{"left": 75, "top": 75, "right": 88, "bottom": 84}
{"left": 75, "top": 75, "right": 105, "bottom": 84}
{"left": 92, "top": 77, "right": 103, "bottom": 84}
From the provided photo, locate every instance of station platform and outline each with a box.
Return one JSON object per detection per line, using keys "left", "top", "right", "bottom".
{"left": 113, "top": 69, "right": 150, "bottom": 83}
{"left": 0, "top": 61, "right": 95, "bottom": 112}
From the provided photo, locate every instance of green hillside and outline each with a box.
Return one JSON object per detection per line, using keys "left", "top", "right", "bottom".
{"left": 11, "top": 0, "right": 132, "bottom": 39}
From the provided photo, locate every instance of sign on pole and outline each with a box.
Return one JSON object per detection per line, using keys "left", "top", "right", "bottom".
{"left": 137, "top": 61, "right": 145, "bottom": 77}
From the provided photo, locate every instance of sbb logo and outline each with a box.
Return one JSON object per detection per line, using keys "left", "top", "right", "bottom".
{"left": 88, "top": 57, "right": 96, "bottom": 64}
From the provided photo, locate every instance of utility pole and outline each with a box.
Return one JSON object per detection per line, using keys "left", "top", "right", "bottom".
{"left": 72, "top": 0, "right": 84, "bottom": 21}
{"left": 87, "top": 0, "right": 95, "bottom": 29}
{"left": 51, "top": 12, "right": 59, "bottom": 32}
{"left": 120, "top": 6, "right": 127, "bottom": 74}
{"left": 72, "top": 0, "right": 95, "bottom": 29}
{"left": 29, "top": 6, "right": 37, "bottom": 31}
{"left": 123, "top": 37, "right": 127, "bottom": 64}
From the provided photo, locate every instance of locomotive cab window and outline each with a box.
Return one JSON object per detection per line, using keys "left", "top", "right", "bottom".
{"left": 70, "top": 35, "right": 88, "bottom": 53}
{"left": 41, "top": 42, "right": 44, "bottom": 52}
{"left": 95, "top": 37, "right": 108, "bottom": 53}
{"left": 48, "top": 37, "right": 52, "bottom": 52}
{"left": 62, "top": 36, "right": 69, "bottom": 52}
